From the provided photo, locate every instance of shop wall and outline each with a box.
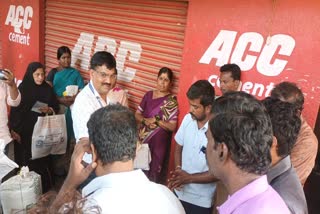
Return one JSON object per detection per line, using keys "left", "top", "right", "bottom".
{"left": 178, "top": 0, "right": 320, "bottom": 128}
{"left": 0, "top": 0, "right": 44, "bottom": 82}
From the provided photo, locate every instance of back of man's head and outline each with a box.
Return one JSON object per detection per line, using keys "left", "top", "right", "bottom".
{"left": 87, "top": 104, "right": 137, "bottom": 164}
{"left": 262, "top": 97, "right": 301, "bottom": 158}
{"left": 220, "top": 63, "right": 241, "bottom": 81}
{"left": 90, "top": 51, "right": 117, "bottom": 74}
{"left": 210, "top": 91, "right": 273, "bottom": 175}
{"left": 271, "top": 81, "right": 304, "bottom": 113}
{"left": 187, "top": 80, "right": 215, "bottom": 107}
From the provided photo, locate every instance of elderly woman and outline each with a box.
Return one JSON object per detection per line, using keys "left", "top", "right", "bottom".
{"left": 10, "top": 62, "right": 60, "bottom": 192}
{"left": 135, "top": 67, "right": 179, "bottom": 183}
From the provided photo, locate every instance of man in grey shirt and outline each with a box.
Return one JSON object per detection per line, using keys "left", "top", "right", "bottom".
{"left": 263, "top": 97, "right": 308, "bottom": 214}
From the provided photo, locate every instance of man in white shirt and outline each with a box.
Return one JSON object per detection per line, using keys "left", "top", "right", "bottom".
{"left": 0, "top": 69, "right": 20, "bottom": 150}
{"left": 56, "top": 104, "right": 185, "bottom": 214}
{"left": 71, "top": 51, "right": 128, "bottom": 163}
{"left": 168, "top": 80, "right": 217, "bottom": 214}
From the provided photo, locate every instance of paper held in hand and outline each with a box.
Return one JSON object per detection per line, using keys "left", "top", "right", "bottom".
{"left": 66, "top": 85, "right": 78, "bottom": 96}
{"left": 31, "top": 101, "right": 48, "bottom": 113}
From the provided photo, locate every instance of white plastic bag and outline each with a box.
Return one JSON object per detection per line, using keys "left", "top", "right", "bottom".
{"left": 31, "top": 114, "right": 67, "bottom": 159}
{"left": 0, "top": 167, "right": 42, "bottom": 214}
{"left": 133, "top": 143, "right": 152, "bottom": 170}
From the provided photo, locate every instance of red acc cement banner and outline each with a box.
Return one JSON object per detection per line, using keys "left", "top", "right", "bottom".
{"left": 1, "top": 0, "right": 42, "bottom": 83}
{"left": 178, "top": 0, "right": 320, "bottom": 127}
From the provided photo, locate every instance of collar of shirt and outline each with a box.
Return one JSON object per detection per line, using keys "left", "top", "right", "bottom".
{"left": 267, "top": 155, "right": 291, "bottom": 183}
{"left": 89, "top": 80, "right": 108, "bottom": 106}
{"left": 190, "top": 113, "right": 209, "bottom": 132}
{"left": 82, "top": 169, "right": 149, "bottom": 197}
{"left": 218, "top": 175, "right": 269, "bottom": 214}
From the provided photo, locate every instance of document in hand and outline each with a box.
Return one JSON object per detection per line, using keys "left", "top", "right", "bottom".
{"left": 31, "top": 101, "right": 48, "bottom": 113}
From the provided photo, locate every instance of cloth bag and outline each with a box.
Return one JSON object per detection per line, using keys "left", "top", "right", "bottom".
{"left": 133, "top": 143, "right": 152, "bottom": 170}
{"left": 0, "top": 167, "right": 41, "bottom": 214}
{"left": 31, "top": 113, "right": 67, "bottom": 159}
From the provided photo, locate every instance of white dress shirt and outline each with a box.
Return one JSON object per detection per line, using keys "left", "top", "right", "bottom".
{"left": 82, "top": 169, "right": 185, "bottom": 214}
{"left": 174, "top": 113, "right": 216, "bottom": 208}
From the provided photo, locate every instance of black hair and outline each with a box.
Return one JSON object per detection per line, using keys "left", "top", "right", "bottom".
{"left": 210, "top": 91, "right": 273, "bottom": 175}
{"left": 262, "top": 97, "right": 301, "bottom": 157}
{"left": 271, "top": 81, "right": 304, "bottom": 112}
{"left": 87, "top": 104, "right": 137, "bottom": 164}
{"left": 158, "top": 67, "right": 173, "bottom": 82}
{"left": 187, "top": 80, "right": 215, "bottom": 107}
{"left": 90, "top": 51, "right": 117, "bottom": 74}
{"left": 220, "top": 63, "right": 241, "bottom": 81}
{"left": 57, "top": 46, "right": 71, "bottom": 60}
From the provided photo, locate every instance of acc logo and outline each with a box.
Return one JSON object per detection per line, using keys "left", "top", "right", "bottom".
{"left": 4, "top": 5, "right": 33, "bottom": 45}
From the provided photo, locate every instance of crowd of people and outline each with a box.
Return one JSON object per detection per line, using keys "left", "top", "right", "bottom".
{"left": 0, "top": 48, "right": 318, "bottom": 213}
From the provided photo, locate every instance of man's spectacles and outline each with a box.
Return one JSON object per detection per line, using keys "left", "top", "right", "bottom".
{"left": 95, "top": 70, "right": 117, "bottom": 80}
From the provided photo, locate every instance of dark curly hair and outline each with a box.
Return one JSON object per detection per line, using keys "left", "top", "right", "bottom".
{"left": 87, "top": 104, "right": 137, "bottom": 165}
{"left": 210, "top": 91, "right": 273, "bottom": 175}
{"left": 27, "top": 190, "right": 101, "bottom": 213}
{"left": 262, "top": 97, "right": 301, "bottom": 157}
{"left": 187, "top": 80, "right": 215, "bottom": 107}
{"left": 271, "top": 81, "right": 304, "bottom": 113}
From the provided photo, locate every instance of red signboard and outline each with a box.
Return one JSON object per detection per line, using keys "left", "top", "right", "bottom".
{"left": 179, "top": 0, "right": 320, "bottom": 127}
{"left": 1, "top": 0, "right": 43, "bottom": 83}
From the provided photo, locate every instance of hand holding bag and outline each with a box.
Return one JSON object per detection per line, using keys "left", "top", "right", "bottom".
{"left": 31, "top": 113, "right": 67, "bottom": 159}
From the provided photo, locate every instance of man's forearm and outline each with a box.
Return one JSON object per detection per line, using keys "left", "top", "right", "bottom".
{"left": 187, "top": 171, "right": 218, "bottom": 184}
{"left": 174, "top": 143, "right": 182, "bottom": 168}
{"left": 51, "top": 178, "right": 78, "bottom": 210}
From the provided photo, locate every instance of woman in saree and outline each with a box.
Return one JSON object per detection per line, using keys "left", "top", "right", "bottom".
{"left": 9, "top": 62, "right": 60, "bottom": 192}
{"left": 135, "top": 67, "right": 179, "bottom": 183}
{"left": 46, "top": 46, "right": 84, "bottom": 148}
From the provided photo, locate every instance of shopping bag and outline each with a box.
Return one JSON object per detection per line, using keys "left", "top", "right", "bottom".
{"left": 31, "top": 114, "right": 67, "bottom": 159}
{"left": 133, "top": 143, "right": 152, "bottom": 170}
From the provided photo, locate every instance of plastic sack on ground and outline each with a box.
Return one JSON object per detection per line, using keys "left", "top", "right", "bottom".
{"left": 0, "top": 167, "right": 42, "bottom": 214}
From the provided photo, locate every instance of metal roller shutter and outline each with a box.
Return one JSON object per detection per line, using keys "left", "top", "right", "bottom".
{"left": 45, "top": 0, "right": 188, "bottom": 109}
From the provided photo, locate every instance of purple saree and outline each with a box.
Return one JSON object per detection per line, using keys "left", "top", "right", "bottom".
{"left": 137, "top": 91, "right": 178, "bottom": 182}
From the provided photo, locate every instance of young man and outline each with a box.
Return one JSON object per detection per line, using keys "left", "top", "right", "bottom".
{"left": 271, "top": 81, "right": 318, "bottom": 186}
{"left": 219, "top": 63, "right": 241, "bottom": 95}
{"left": 214, "top": 63, "right": 242, "bottom": 211}
{"left": 71, "top": 51, "right": 128, "bottom": 163}
{"left": 169, "top": 80, "right": 217, "bottom": 214}
{"left": 56, "top": 105, "right": 185, "bottom": 213}
{"left": 263, "top": 97, "right": 308, "bottom": 214}
{"left": 206, "top": 92, "right": 290, "bottom": 214}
